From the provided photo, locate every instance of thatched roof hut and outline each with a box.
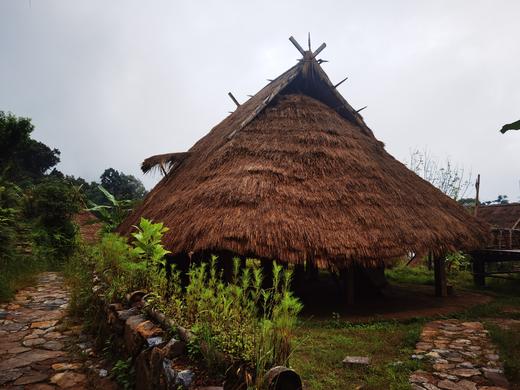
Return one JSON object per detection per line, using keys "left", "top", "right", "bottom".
{"left": 119, "top": 37, "right": 488, "bottom": 278}
{"left": 477, "top": 203, "right": 520, "bottom": 229}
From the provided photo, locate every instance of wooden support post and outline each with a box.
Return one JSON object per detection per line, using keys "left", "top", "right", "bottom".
{"left": 260, "top": 259, "right": 273, "bottom": 288}
{"left": 434, "top": 255, "right": 448, "bottom": 297}
{"left": 474, "top": 174, "right": 480, "bottom": 217}
{"left": 473, "top": 254, "right": 486, "bottom": 287}
{"left": 292, "top": 263, "right": 305, "bottom": 293}
{"left": 346, "top": 269, "right": 355, "bottom": 305}
{"left": 340, "top": 268, "right": 355, "bottom": 305}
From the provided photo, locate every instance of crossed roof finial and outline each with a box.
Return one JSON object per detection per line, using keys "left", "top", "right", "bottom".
{"left": 289, "top": 34, "right": 326, "bottom": 60}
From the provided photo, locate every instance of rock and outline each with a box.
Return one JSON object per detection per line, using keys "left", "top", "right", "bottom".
{"left": 162, "top": 338, "right": 186, "bottom": 358}
{"left": 448, "top": 368, "right": 481, "bottom": 378}
{"left": 22, "top": 338, "right": 46, "bottom": 347}
{"left": 437, "top": 380, "right": 460, "bottom": 390}
{"left": 146, "top": 336, "right": 164, "bottom": 348}
{"left": 410, "top": 371, "right": 435, "bottom": 384}
{"left": 342, "top": 356, "right": 370, "bottom": 366}
{"left": 162, "top": 358, "right": 177, "bottom": 387}
{"left": 0, "top": 369, "right": 24, "bottom": 385}
{"left": 422, "top": 383, "right": 440, "bottom": 390}
{"left": 30, "top": 320, "right": 58, "bottom": 329}
{"left": 51, "top": 363, "right": 83, "bottom": 371}
{"left": 42, "top": 340, "right": 65, "bottom": 351}
{"left": 484, "top": 370, "right": 509, "bottom": 388}
{"left": 50, "top": 372, "right": 87, "bottom": 388}
{"left": 13, "top": 371, "right": 48, "bottom": 385}
{"left": 176, "top": 370, "right": 195, "bottom": 388}
{"left": 457, "top": 380, "right": 477, "bottom": 390}
{"left": 99, "top": 369, "right": 108, "bottom": 377}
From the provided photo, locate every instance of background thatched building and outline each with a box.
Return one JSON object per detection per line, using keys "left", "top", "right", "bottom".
{"left": 119, "top": 37, "right": 489, "bottom": 301}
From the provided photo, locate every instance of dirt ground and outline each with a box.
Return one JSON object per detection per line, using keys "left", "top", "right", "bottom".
{"left": 298, "top": 279, "right": 492, "bottom": 321}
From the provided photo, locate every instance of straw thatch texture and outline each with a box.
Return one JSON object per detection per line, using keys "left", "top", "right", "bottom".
{"left": 119, "top": 59, "right": 489, "bottom": 268}
{"left": 478, "top": 203, "right": 520, "bottom": 229}
{"left": 141, "top": 152, "right": 189, "bottom": 175}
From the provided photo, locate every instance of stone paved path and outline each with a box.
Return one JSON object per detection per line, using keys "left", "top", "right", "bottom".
{"left": 410, "top": 319, "right": 510, "bottom": 390}
{"left": 0, "top": 272, "right": 88, "bottom": 389}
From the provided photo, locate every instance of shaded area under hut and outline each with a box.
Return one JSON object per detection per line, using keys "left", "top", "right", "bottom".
{"left": 118, "top": 36, "right": 489, "bottom": 305}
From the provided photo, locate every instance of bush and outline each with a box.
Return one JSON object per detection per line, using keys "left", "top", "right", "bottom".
{"left": 90, "top": 218, "right": 303, "bottom": 386}
{"left": 28, "top": 178, "right": 81, "bottom": 264}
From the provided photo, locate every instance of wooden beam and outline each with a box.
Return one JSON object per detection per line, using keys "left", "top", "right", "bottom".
{"left": 474, "top": 174, "right": 480, "bottom": 217}
{"left": 434, "top": 255, "right": 448, "bottom": 297}
{"left": 356, "top": 106, "right": 368, "bottom": 113}
{"left": 334, "top": 76, "right": 349, "bottom": 89}
{"left": 227, "top": 92, "right": 240, "bottom": 107}
{"left": 289, "top": 36, "right": 306, "bottom": 56}
{"left": 311, "top": 42, "right": 327, "bottom": 58}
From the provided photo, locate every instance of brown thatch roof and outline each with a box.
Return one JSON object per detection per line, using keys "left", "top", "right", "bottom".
{"left": 141, "top": 152, "right": 190, "bottom": 175}
{"left": 477, "top": 203, "right": 520, "bottom": 229}
{"left": 119, "top": 43, "right": 489, "bottom": 268}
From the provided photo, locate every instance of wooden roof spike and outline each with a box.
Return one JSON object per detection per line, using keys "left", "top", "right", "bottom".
{"left": 289, "top": 34, "right": 326, "bottom": 60}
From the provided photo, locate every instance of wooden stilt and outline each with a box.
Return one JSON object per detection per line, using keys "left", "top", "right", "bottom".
{"left": 340, "top": 268, "right": 355, "bottom": 305}
{"left": 346, "top": 269, "right": 355, "bottom": 305}
{"left": 260, "top": 259, "right": 273, "bottom": 288}
{"left": 434, "top": 255, "right": 448, "bottom": 297}
{"left": 473, "top": 254, "right": 486, "bottom": 287}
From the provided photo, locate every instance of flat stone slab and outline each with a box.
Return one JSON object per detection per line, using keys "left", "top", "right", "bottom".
{"left": 342, "top": 356, "right": 370, "bottom": 366}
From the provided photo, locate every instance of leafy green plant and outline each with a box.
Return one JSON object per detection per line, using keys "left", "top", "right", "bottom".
{"left": 87, "top": 185, "right": 134, "bottom": 233}
{"left": 93, "top": 218, "right": 170, "bottom": 301}
{"left": 130, "top": 217, "right": 170, "bottom": 268}
{"left": 112, "top": 357, "right": 134, "bottom": 390}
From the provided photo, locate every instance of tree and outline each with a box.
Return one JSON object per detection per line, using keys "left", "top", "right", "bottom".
{"left": 500, "top": 119, "right": 520, "bottom": 134}
{"left": 100, "top": 168, "right": 147, "bottom": 202}
{"left": 0, "top": 111, "right": 60, "bottom": 183}
{"left": 407, "top": 148, "right": 472, "bottom": 200}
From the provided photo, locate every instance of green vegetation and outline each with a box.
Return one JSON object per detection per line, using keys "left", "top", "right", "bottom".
{"left": 292, "top": 320, "right": 423, "bottom": 389}
{"left": 0, "top": 111, "right": 147, "bottom": 300}
{"left": 69, "top": 218, "right": 303, "bottom": 387}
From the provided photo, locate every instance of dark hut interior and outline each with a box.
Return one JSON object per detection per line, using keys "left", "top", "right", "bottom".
{"left": 118, "top": 36, "right": 489, "bottom": 305}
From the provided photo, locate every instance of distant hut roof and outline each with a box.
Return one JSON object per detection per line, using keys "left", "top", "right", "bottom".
{"left": 118, "top": 37, "right": 489, "bottom": 268}
{"left": 477, "top": 203, "right": 520, "bottom": 229}
{"left": 74, "top": 211, "right": 102, "bottom": 244}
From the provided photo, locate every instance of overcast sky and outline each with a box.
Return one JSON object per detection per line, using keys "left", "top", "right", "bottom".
{"left": 1, "top": 0, "right": 519, "bottom": 201}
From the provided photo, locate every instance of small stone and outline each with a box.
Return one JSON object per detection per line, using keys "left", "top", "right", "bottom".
{"left": 175, "top": 370, "right": 195, "bottom": 388}
{"left": 99, "top": 369, "right": 108, "bottom": 377}
{"left": 484, "top": 370, "right": 509, "bottom": 388}
{"left": 457, "top": 380, "right": 477, "bottom": 390}
{"left": 433, "top": 372, "right": 458, "bottom": 381}
{"left": 50, "top": 372, "right": 86, "bottom": 388}
{"left": 52, "top": 363, "right": 82, "bottom": 371}
{"left": 31, "top": 320, "right": 58, "bottom": 329}
{"left": 486, "top": 354, "right": 499, "bottom": 361}
{"left": 410, "top": 371, "right": 435, "bottom": 384}
{"left": 22, "top": 338, "right": 46, "bottom": 347}
{"left": 13, "top": 371, "right": 48, "bottom": 385}
{"left": 162, "top": 338, "right": 186, "bottom": 358}
{"left": 42, "top": 340, "right": 64, "bottom": 351}
{"left": 457, "top": 362, "right": 474, "bottom": 368}
{"left": 422, "top": 383, "right": 440, "bottom": 390}
{"left": 426, "top": 351, "right": 440, "bottom": 359}
{"left": 437, "top": 380, "right": 459, "bottom": 390}
{"left": 342, "top": 356, "right": 370, "bottom": 366}
{"left": 146, "top": 336, "right": 164, "bottom": 348}
{"left": 448, "top": 368, "right": 481, "bottom": 377}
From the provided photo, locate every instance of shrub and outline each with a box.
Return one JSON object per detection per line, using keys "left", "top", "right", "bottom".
{"left": 90, "top": 218, "right": 303, "bottom": 386}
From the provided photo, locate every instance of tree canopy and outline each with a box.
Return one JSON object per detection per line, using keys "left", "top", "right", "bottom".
{"left": 0, "top": 111, "right": 60, "bottom": 183}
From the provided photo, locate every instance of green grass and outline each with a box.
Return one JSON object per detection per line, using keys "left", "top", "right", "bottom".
{"left": 0, "top": 255, "right": 46, "bottom": 302}
{"left": 486, "top": 322, "right": 520, "bottom": 385}
{"left": 291, "top": 319, "right": 424, "bottom": 389}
